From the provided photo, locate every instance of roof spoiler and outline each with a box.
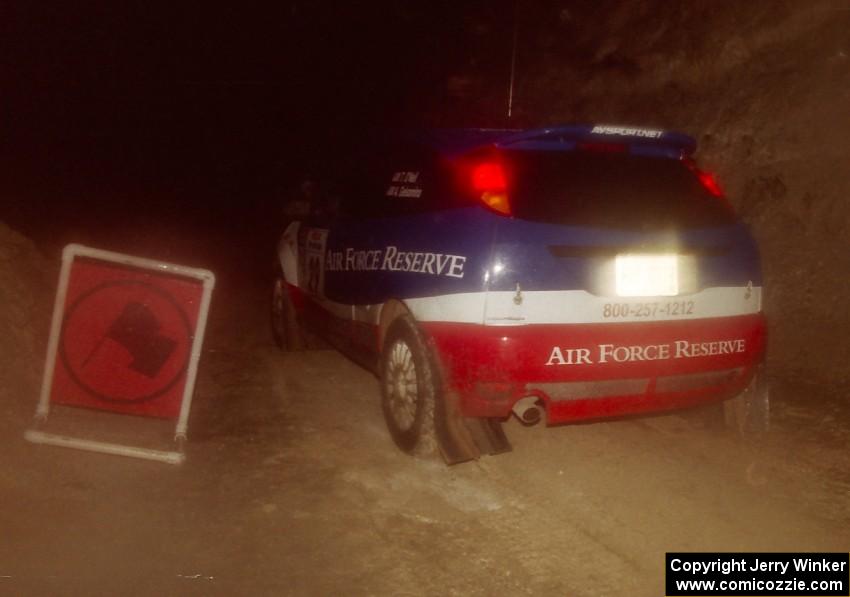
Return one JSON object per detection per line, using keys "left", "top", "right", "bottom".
{"left": 495, "top": 124, "right": 697, "bottom": 156}
{"left": 418, "top": 124, "right": 697, "bottom": 158}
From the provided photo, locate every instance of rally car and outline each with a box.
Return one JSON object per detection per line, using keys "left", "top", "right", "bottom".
{"left": 272, "top": 124, "right": 768, "bottom": 463}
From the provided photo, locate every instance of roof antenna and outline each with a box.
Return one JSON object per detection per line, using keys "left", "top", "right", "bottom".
{"left": 506, "top": 0, "right": 520, "bottom": 122}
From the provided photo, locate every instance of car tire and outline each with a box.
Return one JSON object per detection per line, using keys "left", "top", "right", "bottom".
{"left": 380, "top": 316, "right": 438, "bottom": 456}
{"left": 271, "top": 271, "right": 306, "bottom": 351}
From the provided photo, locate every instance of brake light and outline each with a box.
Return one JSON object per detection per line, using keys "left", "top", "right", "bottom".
{"left": 682, "top": 157, "right": 726, "bottom": 199}
{"left": 472, "top": 163, "right": 506, "bottom": 192}
{"left": 696, "top": 169, "right": 724, "bottom": 198}
{"left": 683, "top": 157, "right": 725, "bottom": 198}
{"left": 472, "top": 162, "right": 511, "bottom": 215}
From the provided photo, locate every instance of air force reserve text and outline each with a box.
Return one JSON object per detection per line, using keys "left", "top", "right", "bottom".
{"left": 546, "top": 339, "right": 747, "bottom": 365}
{"left": 325, "top": 246, "right": 467, "bottom": 279}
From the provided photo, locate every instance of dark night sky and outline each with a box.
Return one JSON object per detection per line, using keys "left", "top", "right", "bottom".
{"left": 1, "top": 2, "right": 513, "bottom": 182}
{"left": 0, "top": 1, "right": 522, "bottom": 248}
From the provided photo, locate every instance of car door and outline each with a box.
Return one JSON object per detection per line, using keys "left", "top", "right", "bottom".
{"left": 324, "top": 145, "right": 497, "bottom": 369}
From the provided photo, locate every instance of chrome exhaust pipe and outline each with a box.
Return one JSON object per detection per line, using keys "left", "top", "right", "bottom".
{"left": 512, "top": 396, "right": 542, "bottom": 426}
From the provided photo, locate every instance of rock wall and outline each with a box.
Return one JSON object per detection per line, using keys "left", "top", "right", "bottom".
{"left": 0, "top": 222, "right": 53, "bottom": 425}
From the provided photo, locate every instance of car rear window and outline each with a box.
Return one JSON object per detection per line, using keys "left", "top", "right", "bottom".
{"left": 502, "top": 149, "right": 736, "bottom": 229}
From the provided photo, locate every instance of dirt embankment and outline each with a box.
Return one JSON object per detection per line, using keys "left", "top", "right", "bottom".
{"left": 0, "top": 222, "right": 53, "bottom": 426}
{"left": 461, "top": 1, "right": 850, "bottom": 395}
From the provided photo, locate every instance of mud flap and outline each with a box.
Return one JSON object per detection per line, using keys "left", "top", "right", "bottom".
{"left": 712, "top": 363, "right": 768, "bottom": 439}
{"left": 434, "top": 388, "right": 512, "bottom": 465}
{"left": 423, "top": 335, "right": 512, "bottom": 464}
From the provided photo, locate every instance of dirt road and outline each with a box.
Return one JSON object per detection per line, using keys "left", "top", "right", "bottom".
{"left": 2, "top": 274, "right": 848, "bottom": 596}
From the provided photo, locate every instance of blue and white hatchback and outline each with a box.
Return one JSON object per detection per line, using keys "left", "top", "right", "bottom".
{"left": 273, "top": 125, "right": 768, "bottom": 463}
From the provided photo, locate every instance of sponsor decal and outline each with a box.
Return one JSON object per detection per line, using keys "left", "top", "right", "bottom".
{"left": 545, "top": 338, "right": 747, "bottom": 366}
{"left": 300, "top": 228, "right": 328, "bottom": 296}
{"left": 591, "top": 125, "right": 663, "bottom": 139}
{"left": 325, "top": 245, "right": 466, "bottom": 278}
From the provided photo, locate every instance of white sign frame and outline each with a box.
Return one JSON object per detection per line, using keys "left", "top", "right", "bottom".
{"left": 25, "top": 244, "right": 215, "bottom": 465}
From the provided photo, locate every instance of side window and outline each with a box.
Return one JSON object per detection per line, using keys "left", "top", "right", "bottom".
{"left": 385, "top": 169, "right": 424, "bottom": 202}
{"left": 327, "top": 142, "right": 453, "bottom": 221}
{"left": 312, "top": 157, "right": 378, "bottom": 223}
{"left": 331, "top": 146, "right": 429, "bottom": 220}
{"left": 378, "top": 147, "right": 444, "bottom": 217}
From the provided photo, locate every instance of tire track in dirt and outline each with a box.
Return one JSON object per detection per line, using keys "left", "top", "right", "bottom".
{"left": 261, "top": 349, "right": 636, "bottom": 594}
{"left": 260, "top": 346, "right": 850, "bottom": 595}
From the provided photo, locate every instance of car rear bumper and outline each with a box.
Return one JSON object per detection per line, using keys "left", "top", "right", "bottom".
{"left": 421, "top": 314, "right": 766, "bottom": 424}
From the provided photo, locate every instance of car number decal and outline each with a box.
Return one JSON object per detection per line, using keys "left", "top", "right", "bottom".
{"left": 300, "top": 228, "right": 328, "bottom": 297}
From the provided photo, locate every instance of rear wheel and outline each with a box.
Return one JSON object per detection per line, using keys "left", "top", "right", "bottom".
{"left": 271, "top": 272, "right": 305, "bottom": 351}
{"left": 380, "top": 316, "right": 437, "bottom": 456}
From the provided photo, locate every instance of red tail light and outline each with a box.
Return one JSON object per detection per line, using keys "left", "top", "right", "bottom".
{"left": 472, "top": 163, "right": 507, "bottom": 192}
{"left": 684, "top": 158, "right": 725, "bottom": 198}
{"left": 472, "top": 162, "right": 511, "bottom": 215}
{"left": 695, "top": 169, "right": 724, "bottom": 198}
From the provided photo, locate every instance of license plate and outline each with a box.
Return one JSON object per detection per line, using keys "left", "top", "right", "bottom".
{"left": 615, "top": 253, "right": 678, "bottom": 297}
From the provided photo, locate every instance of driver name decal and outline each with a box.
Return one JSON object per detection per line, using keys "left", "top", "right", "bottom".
{"left": 545, "top": 338, "right": 747, "bottom": 366}
{"left": 325, "top": 246, "right": 467, "bottom": 278}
